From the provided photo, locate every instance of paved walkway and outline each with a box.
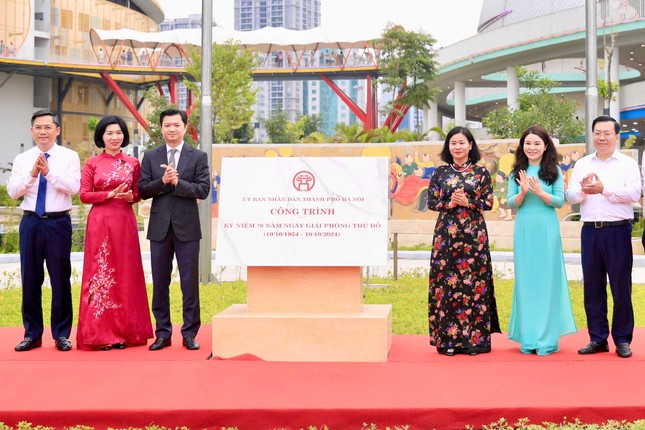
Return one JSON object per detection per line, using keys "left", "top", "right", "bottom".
{"left": 1, "top": 251, "right": 645, "bottom": 289}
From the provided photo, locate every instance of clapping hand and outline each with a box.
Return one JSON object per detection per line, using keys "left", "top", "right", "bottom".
{"left": 449, "top": 188, "right": 469, "bottom": 208}
{"left": 581, "top": 173, "right": 603, "bottom": 195}
{"left": 528, "top": 176, "right": 544, "bottom": 197}
{"left": 160, "top": 162, "right": 179, "bottom": 186}
{"left": 109, "top": 183, "right": 133, "bottom": 202}
{"left": 516, "top": 170, "right": 530, "bottom": 194}
{"left": 30, "top": 153, "right": 49, "bottom": 178}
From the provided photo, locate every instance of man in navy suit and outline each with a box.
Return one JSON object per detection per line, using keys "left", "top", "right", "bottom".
{"left": 139, "top": 109, "right": 210, "bottom": 350}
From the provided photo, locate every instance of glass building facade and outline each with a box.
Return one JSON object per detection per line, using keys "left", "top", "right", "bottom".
{"left": 0, "top": 0, "right": 162, "bottom": 166}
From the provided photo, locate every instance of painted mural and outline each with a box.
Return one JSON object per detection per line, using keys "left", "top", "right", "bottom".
{"left": 210, "top": 141, "right": 587, "bottom": 222}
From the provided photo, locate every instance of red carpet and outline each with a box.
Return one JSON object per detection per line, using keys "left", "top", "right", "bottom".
{"left": 0, "top": 326, "right": 644, "bottom": 429}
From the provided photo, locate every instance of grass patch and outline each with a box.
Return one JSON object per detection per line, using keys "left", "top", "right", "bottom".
{"left": 2, "top": 276, "right": 645, "bottom": 333}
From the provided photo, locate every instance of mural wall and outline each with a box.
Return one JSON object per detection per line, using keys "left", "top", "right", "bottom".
{"left": 210, "top": 141, "right": 587, "bottom": 222}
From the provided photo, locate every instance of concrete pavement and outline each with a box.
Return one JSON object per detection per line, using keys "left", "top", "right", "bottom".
{"left": 1, "top": 251, "right": 645, "bottom": 289}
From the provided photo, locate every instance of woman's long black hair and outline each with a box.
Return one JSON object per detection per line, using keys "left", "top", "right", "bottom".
{"left": 511, "top": 125, "right": 559, "bottom": 185}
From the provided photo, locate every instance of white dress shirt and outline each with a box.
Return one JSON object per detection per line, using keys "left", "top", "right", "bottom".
{"left": 166, "top": 142, "right": 184, "bottom": 170}
{"left": 7, "top": 144, "right": 81, "bottom": 212}
{"left": 564, "top": 150, "right": 641, "bottom": 221}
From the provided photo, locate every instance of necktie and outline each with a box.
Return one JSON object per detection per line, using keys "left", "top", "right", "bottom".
{"left": 34, "top": 153, "right": 50, "bottom": 217}
{"left": 168, "top": 149, "right": 178, "bottom": 169}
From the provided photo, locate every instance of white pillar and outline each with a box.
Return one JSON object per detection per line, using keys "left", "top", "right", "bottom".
{"left": 454, "top": 81, "right": 466, "bottom": 126}
{"left": 608, "top": 48, "right": 620, "bottom": 121}
{"left": 507, "top": 66, "right": 520, "bottom": 111}
{"left": 424, "top": 102, "right": 441, "bottom": 140}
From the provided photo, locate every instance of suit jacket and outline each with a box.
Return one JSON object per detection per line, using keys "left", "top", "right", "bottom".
{"left": 139, "top": 143, "right": 210, "bottom": 242}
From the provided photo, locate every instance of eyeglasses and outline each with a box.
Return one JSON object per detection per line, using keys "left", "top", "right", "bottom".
{"left": 33, "top": 125, "right": 57, "bottom": 132}
{"left": 593, "top": 131, "right": 616, "bottom": 138}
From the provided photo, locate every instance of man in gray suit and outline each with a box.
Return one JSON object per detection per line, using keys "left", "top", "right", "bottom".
{"left": 139, "top": 109, "right": 210, "bottom": 350}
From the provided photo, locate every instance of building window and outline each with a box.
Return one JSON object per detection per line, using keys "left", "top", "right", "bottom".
{"left": 78, "top": 13, "right": 90, "bottom": 32}
{"left": 61, "top": 9, "right": 73, "bottom": 29}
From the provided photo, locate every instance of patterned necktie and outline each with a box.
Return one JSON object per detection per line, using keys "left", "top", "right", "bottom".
{"left": 34, "top": 153, "right": 50, "bottom": 217}
{"left": 168, "top": 148, "right": 178, "bottom": 169}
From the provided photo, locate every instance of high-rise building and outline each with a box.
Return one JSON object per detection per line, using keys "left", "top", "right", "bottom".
{"left": 234, "top": 0, "right": 321, "bottom": 142}
{"left": 160, "top": 14, "right": 204, "bottom": 32}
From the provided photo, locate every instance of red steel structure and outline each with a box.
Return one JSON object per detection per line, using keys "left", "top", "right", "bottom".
{"left": 92, "top": 35, "right": 414, "bottom": 134}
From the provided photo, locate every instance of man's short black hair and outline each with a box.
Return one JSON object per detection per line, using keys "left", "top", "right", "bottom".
{"left": 31, "top": 109, "right": 60, "bottom": 127}
{"left": 592, "top": 115, "right": 620, "bottom": 134}
{"left": 160, "top": 108, "right": 188, "bottom": 126}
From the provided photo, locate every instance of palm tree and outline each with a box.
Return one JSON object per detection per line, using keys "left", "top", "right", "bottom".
{"left": 333, "top": 123, "right": 366, "bottom": 143}
{"left": 300, "top": 131, "right": 329, "bottom": 143}
{"left": 364, "top": 126, "right": 408, "bottom": 143}
{"left": 397, "top": 126, "right": 446, "bottom": 142}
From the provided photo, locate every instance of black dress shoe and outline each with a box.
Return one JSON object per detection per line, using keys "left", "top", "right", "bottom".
{"left": 112, "top": 343, "right": 127, "bottom": 350}
{"left": 149, "top": 337, "right": 171, "bottom": 351}
{"left": 616, "top": 343, "right": 632, "bottom": 358}
{"left": 182, "top": 337, "right": 200, "bottom": 350}
{"left": 578, "top": 341, "right": 609, "bottom": 355}
{"left": 15, "top": 337, "right": 42, "bottom": 352}
{"left": 56, "top": 337, "right": 72, "bottom": 352}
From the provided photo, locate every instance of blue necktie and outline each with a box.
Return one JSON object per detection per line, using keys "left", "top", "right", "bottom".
{"left": 34, "top": 153, "right": 50, "bottom": 217}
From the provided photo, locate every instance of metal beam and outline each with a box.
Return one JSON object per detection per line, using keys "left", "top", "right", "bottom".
{"left": 59, "top": 78, "right": 74, "bottom": 101}
{"left": 99, "top": 72, "right": 149, "bottom": 130}
{"left": 384, "top": 83, "right": 408, "bottom": 131}
{"left": 169, "top": 74, "right": 178, "bottom": 105}
{"left": 105, "top": 91, "right": 116, "bottom": 107}
{"left": 56, "top": 78, "right": 74, "bottom": 145}
{"left": 0, "top": 70, "right": 16, "bottom": 89}
{"left": 320, "top": 74, "right": 368, "bottom": 127}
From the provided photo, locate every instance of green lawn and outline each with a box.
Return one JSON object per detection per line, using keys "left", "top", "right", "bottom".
{"left": 1, "top": 277, "right": 644, "bottom": 334}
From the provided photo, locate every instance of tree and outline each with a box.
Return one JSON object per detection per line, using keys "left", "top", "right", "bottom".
{"left": 598, "top": 33, "right": 619, "bottom": 115}
{"left": 482, "top": 67, "right": 584, "bottom": 143}
{"left": 144, "top": 41, "right": 258, "bottom": 145}
{"left": 184, "top": 42, "right": 258, "bottom": 143}
{"left": 397, "top": 126, "right": 445, "bottom": 142}
{"left": 301, "top": 131, "right": 329, "bottom": 143}
{"left": 363, "top": 126, "right": 408, "bottom": 143}
{"left": 262, "top": 109, "right": 302, "bottom": 143}
{"left": 299, "top": 114, "right": 322, "bottom": 137}
{"left": 333, "top": 123, "right": 366, "bottom": 143}
{"left": 232, "top": 122, "right": 256, "bottom": 143}
{"left": 142, "top": 87, "right": 184, "bottom": 149}
{"left": 377, "top": 24, "right": 440, "bottom": 133}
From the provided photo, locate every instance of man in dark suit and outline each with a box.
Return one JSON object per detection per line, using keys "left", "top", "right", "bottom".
{"left": 139, "top": 109, "right": 210, "bottom": 351}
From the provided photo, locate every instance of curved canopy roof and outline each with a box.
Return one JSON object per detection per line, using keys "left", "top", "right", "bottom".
{"left": 130, "top": 0, "right": 165, "bottom": 24}
{"left": 90, "top": 26, "right": 384, "bottom": 55}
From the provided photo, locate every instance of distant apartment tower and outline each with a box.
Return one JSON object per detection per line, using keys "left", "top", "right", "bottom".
{"left": 234, "top": 0, "right": 321, "bottom": 142}
{"left": 158, "top": 14, "right": 216, "bottom": 110}
{"left": 159, "top": 14, "right": 204, "bottom": 31}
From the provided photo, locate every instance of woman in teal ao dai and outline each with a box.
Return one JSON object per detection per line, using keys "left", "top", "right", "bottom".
{"left": 507, "top": 126, "right": 576, "bottom": 355}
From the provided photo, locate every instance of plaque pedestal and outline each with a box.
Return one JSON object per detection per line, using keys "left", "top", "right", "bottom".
{"left": 212, "top": 266, "right": 392, "bottom": 362}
